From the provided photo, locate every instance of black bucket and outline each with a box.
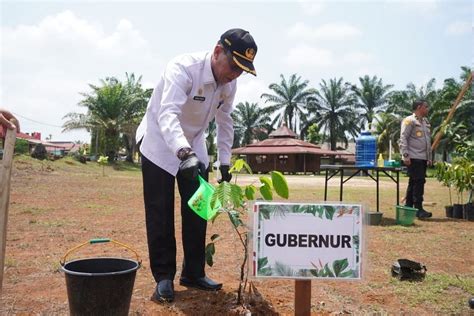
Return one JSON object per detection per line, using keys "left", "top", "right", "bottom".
{"left": 61, "top": 239, "right": 141, "bottom": 316}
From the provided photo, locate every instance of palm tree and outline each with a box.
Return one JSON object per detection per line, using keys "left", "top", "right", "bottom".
{"left": 387, "top": 78, "right": 439, "bottom": 119}
{"left": 231, "top": 102, "right": 271, "bottom": 147}
{"left": 63, "top": 74, "right": 150, "bottom": 161}
{"left": 430, "top": 67, "right": 473, "bottom": 160}
{"left": 307, "top": 78, "right": 360, "bottom": 150}
{"left": 351, "top": 75, "right": 393, "bottom": 130}
{"left": 260, "top": 74, "right": 316, "bottom": 135}
{"left": 373, "top": 112, "right": 399, "bottom": 156}
{"left": 120, "top": 73, "right": 152, "bottom": 162}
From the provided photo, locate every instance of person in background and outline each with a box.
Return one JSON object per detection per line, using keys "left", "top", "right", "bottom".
{"left": 399, "top": 99, "right": 432, "bottom": 219}
{"left": 136, "top": 28, "right": 258, "bottom": 303}
{"left": 0, "top": 109, "right": 20, "bottom": 133}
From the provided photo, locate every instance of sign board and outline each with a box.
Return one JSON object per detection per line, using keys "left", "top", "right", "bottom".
{"left": 251, "top": 202, "right": 363, "bottom": 280}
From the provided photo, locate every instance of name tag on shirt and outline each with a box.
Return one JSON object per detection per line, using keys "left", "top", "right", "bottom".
{"left": 193, "top": 96, "right": 205, "bottom": 101}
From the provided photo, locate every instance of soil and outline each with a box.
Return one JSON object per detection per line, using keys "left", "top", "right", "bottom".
{"left": 1, "top": 157, "right": 473, "bottom": 315}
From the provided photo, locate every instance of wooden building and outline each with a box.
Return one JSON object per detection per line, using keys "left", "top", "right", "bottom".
{"left": 232, "top": 124, "right": 339, "bottom": 174}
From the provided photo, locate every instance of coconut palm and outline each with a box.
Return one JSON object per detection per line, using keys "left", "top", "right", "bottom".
{"left": 231, "top": 101, "right": 271, "bottom": 147}
{"left": 307, "top": 78, "right": 360, "bottom": 150}
{"left": 260, "top": 74, "right": 316, "bottom": 135}
{"left": 351, "top": 75, "right": 393, "bottom": 130}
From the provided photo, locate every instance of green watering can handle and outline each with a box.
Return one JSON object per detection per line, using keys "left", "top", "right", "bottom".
{"left": 60, "top": 238, "right": 141, "bottom": 266}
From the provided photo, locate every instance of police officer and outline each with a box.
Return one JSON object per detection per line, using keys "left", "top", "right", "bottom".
{"left": 136, "top": 28, "right": 258, "bottom": 303}
{"left": 399, "top": 99, "right": 432, "bottom": 218}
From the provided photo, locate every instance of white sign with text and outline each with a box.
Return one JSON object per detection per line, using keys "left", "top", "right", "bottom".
{"left": 252, "top": 202, "right": 363, "bottom": 280}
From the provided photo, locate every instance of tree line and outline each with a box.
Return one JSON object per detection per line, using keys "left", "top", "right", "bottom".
{"left": 63, "top": 67, "right": 472, "bottom": 162}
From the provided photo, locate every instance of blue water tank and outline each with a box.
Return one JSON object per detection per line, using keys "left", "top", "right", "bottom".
{"left": 355, "top": 131, "right": 377, "bottom": 167}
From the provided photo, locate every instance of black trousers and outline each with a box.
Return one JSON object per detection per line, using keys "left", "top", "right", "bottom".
{"left": 405, "top": 159, "right": 427, "bottom": 211}
{"left": 141, "top": 155, "right": 208, "bottom": 283}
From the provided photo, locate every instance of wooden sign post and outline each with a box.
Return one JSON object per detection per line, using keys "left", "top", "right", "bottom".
{"left": 295, "top": 280, "right": 311, "bottom": 316}
{"left": 0, "top": 122, "right": 17, "bottom": 293}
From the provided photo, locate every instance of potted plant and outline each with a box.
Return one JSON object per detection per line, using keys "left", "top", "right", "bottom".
{"left": 453, "top": 138, "right": 474, "bottom": 220}
{"left": 434, "top": 162, "right": 454, "bottom": 217}
{"left": 451, "top": 157, "right": 472, "bottom": 219}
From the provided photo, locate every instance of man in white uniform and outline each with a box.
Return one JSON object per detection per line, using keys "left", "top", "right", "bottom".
{"left": 136, "top": 28, "right": 258, "bottom": 303}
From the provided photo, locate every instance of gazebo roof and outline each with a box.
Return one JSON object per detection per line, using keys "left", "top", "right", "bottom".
{"left": 232, "top": 124, "right": 339, "bottom": 156}
{"left": 268, "top": 124, "right": 297, "bottom": 138}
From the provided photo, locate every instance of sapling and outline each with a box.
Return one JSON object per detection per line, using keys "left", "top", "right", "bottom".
{"left": 97, "top": 155, "right": 108, "bottom": 177}
{"left": 205, "top": 159, "right": 289, "bottom": 305}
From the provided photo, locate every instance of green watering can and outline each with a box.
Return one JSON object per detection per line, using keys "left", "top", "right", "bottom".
{"left": 188, "top": 175, "right": 221, "bottom": 221}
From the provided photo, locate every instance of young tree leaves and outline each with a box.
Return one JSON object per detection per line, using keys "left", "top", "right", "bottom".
{"left": 271, "top": 171, "right": 289, "bottom": 198}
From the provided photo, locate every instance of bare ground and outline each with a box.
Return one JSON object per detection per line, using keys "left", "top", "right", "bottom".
{"left": 1, "top": 156, "right": 473, "bottom": 315}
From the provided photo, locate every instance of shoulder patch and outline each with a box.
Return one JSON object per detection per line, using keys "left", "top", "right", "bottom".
{"left": 403, "top": 118, "right": 411, "bottom": 126}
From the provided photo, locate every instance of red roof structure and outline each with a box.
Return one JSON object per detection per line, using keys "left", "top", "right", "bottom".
{"left": 232, "top": 124, "right": 339, "bottom": 174}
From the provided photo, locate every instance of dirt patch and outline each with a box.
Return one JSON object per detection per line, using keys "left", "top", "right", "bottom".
{"left": 1, "top": 157, "right": 473, "bottom": 314}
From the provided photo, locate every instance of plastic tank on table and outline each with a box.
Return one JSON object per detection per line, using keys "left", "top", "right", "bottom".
{"left": 355, "top": 131, "right": 377, "bottom": 167}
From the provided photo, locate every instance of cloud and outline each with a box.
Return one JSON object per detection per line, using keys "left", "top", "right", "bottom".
{"left": 385, "top": 0, "right": 439, "bottom": 15}
{"left": 341, "top": 52, "right": 374, "bottom": 64}
{"left": 287, "top": 22, "right": 362, "bottom": 41}
{"left": 234, "top": 77, "right": 268, "bottom": 106}
{"left": 297, "top": 1, "right": 325, "bottom": 16}
{"left": 284, "top": 45, "right": 334, "bottom": 67}
{"left": 1, "top": 10, "right": 160, "bottom": 142}
{"left": 445, "top": 21, "right": 471, "bottom": 35}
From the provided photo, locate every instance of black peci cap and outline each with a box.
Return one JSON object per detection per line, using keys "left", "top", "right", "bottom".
{"left": 220, "top": 28, "right": 257, "bottom": 76}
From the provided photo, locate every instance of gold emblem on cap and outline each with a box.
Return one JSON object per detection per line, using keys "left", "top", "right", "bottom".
{"left": 245, "top": 48, "right": 256, "bottom": 61}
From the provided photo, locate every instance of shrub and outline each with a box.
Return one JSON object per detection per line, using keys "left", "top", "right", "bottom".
{"left": 31, "top": 144, "right": 48, "bottom": 160}
{"left": 14, "top": 139, "right": 30, "bottom": 154}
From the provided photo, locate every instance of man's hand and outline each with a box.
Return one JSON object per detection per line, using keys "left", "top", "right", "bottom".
{"left": 403, "top": 158, "right": 411, "bottom": 166}
{"left": 0, "top": 109, "right": 20, "bottom": 133}
{"left": 218, "top": 165, "right": 232, "bottom": 183}
{"left": 179, "top": 154, "right": 202, "bottom": 180}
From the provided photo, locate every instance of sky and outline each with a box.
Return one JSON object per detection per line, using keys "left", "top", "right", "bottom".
{"left": 1, "top": 0, "right": 471, "bottom": 143}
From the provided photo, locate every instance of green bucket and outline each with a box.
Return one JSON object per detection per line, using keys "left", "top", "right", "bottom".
{"left": 188, "top": 175, "right": 221, "bottom": 221}
{"left": 396, "top": 205, "right": 418, "bottom": 226}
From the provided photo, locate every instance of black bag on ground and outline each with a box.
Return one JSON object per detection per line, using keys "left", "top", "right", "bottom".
{"left": 391, "top": 259, "right": 426, "bottom": 281}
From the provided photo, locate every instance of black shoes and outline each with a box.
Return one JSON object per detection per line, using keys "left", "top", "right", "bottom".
{"left": 416, "top": 209, "right": 432, "bottom": 219}
{"left": 151, "top": 279, "right": 174, "bottom": 303}
{"left": 179, "top": 276, "right": 222, "bottom": 291}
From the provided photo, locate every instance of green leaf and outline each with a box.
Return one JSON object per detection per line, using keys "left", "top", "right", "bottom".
{"left": 259, "top": 176, "right": 273, "bottom": 200}
{"left": 214, "top": 181, "right": 232, "bottom": 207}
{"left": 271, "top": 171, "right": 289, "bottom": 199}
{"left": 210, "top": 234, "right": 220, "bottom": 242}
{"left": 259, "top": 267, "right": 272, "bottom": 276}
{"left": 259, "top": 208, "right": 271, "bottom": 220}
{"left": 339, "top": 270, "right": 354, "bottom": 278}
{"left": 324, "top": 263, "right": 335, "bottom": 277}
{"left": 258, "top": 257, "right": 268, "bottom": 268}
{"left": 324, "top": 206, "right": 336, "bottom": 220}
{"left": 230, "top": 184, "right": 243, "bottom": 208}
{"left": 205, "top": 243, "right": 215, "bottom": 267}
{"left": 245, "top": 185, "right": 257, "bottom": 200}
{"left": 309, "top": 269, "right": 319, "bottom": 277}
{"left": 229, "top": 159, "right": 253, "bottom": 174}
{"left": 332, "top": 258, "right": 349, "bottom": 276}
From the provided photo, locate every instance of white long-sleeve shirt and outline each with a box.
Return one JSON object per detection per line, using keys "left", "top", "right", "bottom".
{"left": 136, "top": 51, "right": 236, "bottom": 176}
